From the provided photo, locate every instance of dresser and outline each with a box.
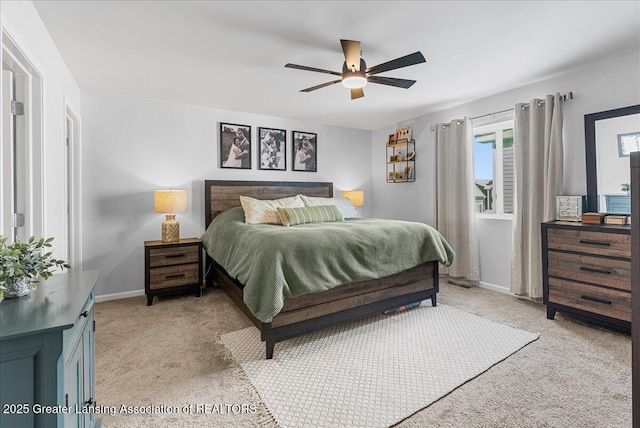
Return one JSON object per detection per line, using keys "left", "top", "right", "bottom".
{"left": 542, "top": 221, "right": 631, "bottom": 331}
{"left": 0, "top": 270, "right": 102, "bottom": 428}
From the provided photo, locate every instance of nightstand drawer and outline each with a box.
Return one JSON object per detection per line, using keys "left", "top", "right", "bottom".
{"left": 548, "top": 277, "right": 631, "bottom": 322}
{"left": 149, "top": 245, "right": 200, "bottom": 267}
{"left": 547, "top": 250, "right": 631, "bottom": 291}
{"left": 546, "top": 228, "right": 630, "bottom": 258}
{"left": 149, "top": 263, "right": 200, "bottom": 290}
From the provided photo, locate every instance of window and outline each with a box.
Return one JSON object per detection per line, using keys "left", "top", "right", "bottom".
{"left": 473, "top": 119, "right": 514, "bottom": 215}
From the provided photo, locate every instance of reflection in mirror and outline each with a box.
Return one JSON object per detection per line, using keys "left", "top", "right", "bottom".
{"left": 585, "top": 105, "right": 640, "bottom": 214}
{"left": 595, "top": 113, "right": 640, "bottom": 213}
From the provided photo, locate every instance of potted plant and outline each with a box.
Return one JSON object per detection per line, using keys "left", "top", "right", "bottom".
{"left": 0, "top": 236, "right": 70, "bottom": 299}
{"left": 621, "top": 183, "right": 631, "bottom": 195}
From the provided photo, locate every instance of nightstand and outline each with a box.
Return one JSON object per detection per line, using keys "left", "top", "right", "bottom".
{"left": 144, "top": 238, "right": 203, "bottom": 306}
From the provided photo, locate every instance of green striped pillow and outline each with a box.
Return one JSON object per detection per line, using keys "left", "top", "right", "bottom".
{"left": 276, "top": 205, "right": 344, "bottom": 227}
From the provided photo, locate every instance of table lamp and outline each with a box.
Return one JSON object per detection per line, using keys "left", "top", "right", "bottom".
{"left": 154, "top": 189, "right": 188, "bottom": 243}
{"left": 342, "top": 190, "right": 364, "bottom": 207}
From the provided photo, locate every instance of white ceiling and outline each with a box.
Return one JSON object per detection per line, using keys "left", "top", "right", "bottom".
{"left": 32, "top": 1, "right": 640, "bottom": 130}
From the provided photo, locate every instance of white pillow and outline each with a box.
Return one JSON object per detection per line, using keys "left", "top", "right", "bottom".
{"left": 300, "top": 195, "right": 361, "bottom": 218}
{"left": 240, "top": 195, "right": 305, "bottom": 224}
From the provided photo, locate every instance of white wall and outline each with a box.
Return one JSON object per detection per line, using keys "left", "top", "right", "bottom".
{"left": 372, "top": 53, "right": 640, "bottom": 290}
{"left": 81, "top": 92, "right": 372, "bottom": 297}
{"left": 1, "top": 1, "right": 82, "bottom": 259}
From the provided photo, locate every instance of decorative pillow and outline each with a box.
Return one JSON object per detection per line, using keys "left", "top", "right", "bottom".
{"left": 276, "top": 205, "right": 344, "bottom": 227}
{"left": 240, "top": 195, "right": 305, "bottom": 224}
{"left": 299, "top": 195, "right": 361, "bottom": 218}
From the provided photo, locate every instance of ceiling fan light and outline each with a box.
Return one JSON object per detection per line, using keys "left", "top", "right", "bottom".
{"left": 342, "top": 74, "right": 367, "bottom": 89}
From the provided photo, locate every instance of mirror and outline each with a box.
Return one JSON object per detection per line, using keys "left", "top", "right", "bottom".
{"left": 585, "top": 104, "right": 640, "bottom": 214}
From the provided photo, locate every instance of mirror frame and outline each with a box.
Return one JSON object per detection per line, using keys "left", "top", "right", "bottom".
{"left": 585, "top": 104, "right": 640, "bottom": 213}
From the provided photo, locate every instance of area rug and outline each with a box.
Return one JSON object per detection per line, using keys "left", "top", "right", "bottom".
{"left": 220, "top": 304, "right": 539, "bottom": 428}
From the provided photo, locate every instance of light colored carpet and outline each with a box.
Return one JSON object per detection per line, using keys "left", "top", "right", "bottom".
{"left": 221, "top": 304, "right": 538, "bottom": 428}
{"left": 94, "top": 282, "right": 632, "bottom": 427}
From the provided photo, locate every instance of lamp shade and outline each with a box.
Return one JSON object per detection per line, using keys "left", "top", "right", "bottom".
{"left": 342, "top": 190, "right": 364, "bottom": 207}
{"left": 154, "top": 190, "right": 188, "bottom": 213}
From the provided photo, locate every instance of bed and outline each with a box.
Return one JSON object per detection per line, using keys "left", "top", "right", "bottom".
{"left": 203, "top": 180, "right": 454, "bottom": 358}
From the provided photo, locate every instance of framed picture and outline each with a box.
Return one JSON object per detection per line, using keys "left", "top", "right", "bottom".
{"left": 389, "top": 153, "right": 403, "bottom": 163}
{"left": 258, "top": 127, "right": 286, "bottom": 170}
{"left": 617, "top": 132, "right": 640, "bottom": 157}
{"left": 388, "top": 133, "right": 398, "bottom": 145}
{"left": 292, "top": 131, "right": 317, "bottom": 172}
{"left": 396, "top": 126, "right": 412, "bottom": 142}
{"left": 404, "top": 165, "right": 414, "bottom": 179}
{"left": 220, "top": 123, "right": 251, "bottom": 169}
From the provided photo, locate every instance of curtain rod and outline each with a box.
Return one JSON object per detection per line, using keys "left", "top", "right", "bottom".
{"left": 430, "top": 92, "right": 573, "bottom": 131}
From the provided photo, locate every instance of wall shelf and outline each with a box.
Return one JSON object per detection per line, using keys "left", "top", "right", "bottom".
{"left": 386, "top": 137, "right": 415, "bottom": 183}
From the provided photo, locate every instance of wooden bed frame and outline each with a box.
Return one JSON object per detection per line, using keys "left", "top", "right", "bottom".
{"left": 204, "top": 180, "right": 439, "bottom": 359}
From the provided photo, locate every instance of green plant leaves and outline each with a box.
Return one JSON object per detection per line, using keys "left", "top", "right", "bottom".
{"left": 0, "top": 235, "right": 70, "bottom": 289}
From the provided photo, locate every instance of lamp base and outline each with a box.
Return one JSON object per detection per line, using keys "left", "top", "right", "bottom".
{"left": 161, "top": 214, "right": 180, "bottom": 243}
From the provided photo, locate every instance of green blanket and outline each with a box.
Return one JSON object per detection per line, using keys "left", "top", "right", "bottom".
{"left": 202, "top": 207, "right": 455, "bottom": 323}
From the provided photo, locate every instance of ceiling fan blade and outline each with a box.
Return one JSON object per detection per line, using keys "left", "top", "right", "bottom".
{"left": 366, "top": 52, "right": 426, "bottom": 76}
{"left": 300, "top": 80, "right": 342, "bottom": 92}
{"left": 340, "top": 39, "right": 361, "bottom": 71}
{"left": 351, "top": 88, "right": 364, "bottom": 100}
{"left": 285, "top": 63, "right": 342, "bottom": 77}
{"left": 368, "top": 76, "right": 416, "bottom": 89}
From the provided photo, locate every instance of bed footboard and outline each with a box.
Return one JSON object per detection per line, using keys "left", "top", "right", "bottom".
{"left": 207, "top": 256, "right": 439, "bottom": 359}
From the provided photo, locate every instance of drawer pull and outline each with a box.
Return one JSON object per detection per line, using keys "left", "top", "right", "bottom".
{"left": 580, "top": 295, "right": 612, "bottom": 305}
{"left": 579, "top": 266, "right": 612, "bottom": 275}
{"left": 165, "top": 253, "right": 186, "bottom": 259}
{"left": 166, "top": 273, "right": 186, "bottom": 279}
{"left": 80, "top": 311, "right": 89, "bottom": 318}
{"left": 578, "top": 239, "right": 610, "bottom": 247}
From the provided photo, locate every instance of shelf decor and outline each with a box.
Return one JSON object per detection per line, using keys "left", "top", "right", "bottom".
{"left": 387, "top": 126, "right": 415, "bottom": 183}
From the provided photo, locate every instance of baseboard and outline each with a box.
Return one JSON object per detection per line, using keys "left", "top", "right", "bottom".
{"left": 95, "top": 289, "right": 145, "bottom": 303}
{"left": 478, "top": 281, "right": 513, "bottom": 296}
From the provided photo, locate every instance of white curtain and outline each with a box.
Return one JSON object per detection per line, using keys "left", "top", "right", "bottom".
{"left": 435, "top": 117, "right": 480, "bottom": 282}
{"left": 510, "top": 94, "right": 564, "bottom": 298}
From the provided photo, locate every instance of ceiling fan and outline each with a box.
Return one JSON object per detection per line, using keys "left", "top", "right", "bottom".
{"left": 285, "top": 39, "right": 426, "bottom": 100}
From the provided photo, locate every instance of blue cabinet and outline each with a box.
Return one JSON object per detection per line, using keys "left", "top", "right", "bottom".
{"left": 0, "top": 270, "right": 101, "bottom": 428}
{"left": 605, "top": 194, "right": 631, "bottom": 214}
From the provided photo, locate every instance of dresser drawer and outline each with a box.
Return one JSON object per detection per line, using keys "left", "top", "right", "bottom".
{"left": 149, "top": 245, "right": 200, "bottom": 267}
{"left": 548, "top": 277, "right": 631, "bottom": 322}
{"left": 546, "top": 228, "right": 630, "bottom": 258}
{"left": 547, "top": 250, "right": 631, "bottom": 291}
{"left": 63, "top": 291, "right": 94, "bottom": 357}
{"left": 149, "top": 263, "right": 200, "bottom": 290}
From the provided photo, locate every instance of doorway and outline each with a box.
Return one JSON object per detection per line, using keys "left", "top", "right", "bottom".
{"left": 1, "top": 30, "right": 44, "bottom": 243}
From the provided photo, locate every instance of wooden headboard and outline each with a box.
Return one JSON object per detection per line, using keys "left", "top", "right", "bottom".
{"left": 204, "top": 180, "right": 333, "bottom": 227}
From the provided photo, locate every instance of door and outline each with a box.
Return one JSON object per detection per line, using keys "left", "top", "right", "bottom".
{"left": 1, "top": 68, "right": 27, "bottom": 243}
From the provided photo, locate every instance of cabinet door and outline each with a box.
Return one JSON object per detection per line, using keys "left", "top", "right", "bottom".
{"left": 81, "top": 308, "right": 95, "bottom": 427}
{"left": 64, "top": 340, "right": 84, "bottom": 428}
